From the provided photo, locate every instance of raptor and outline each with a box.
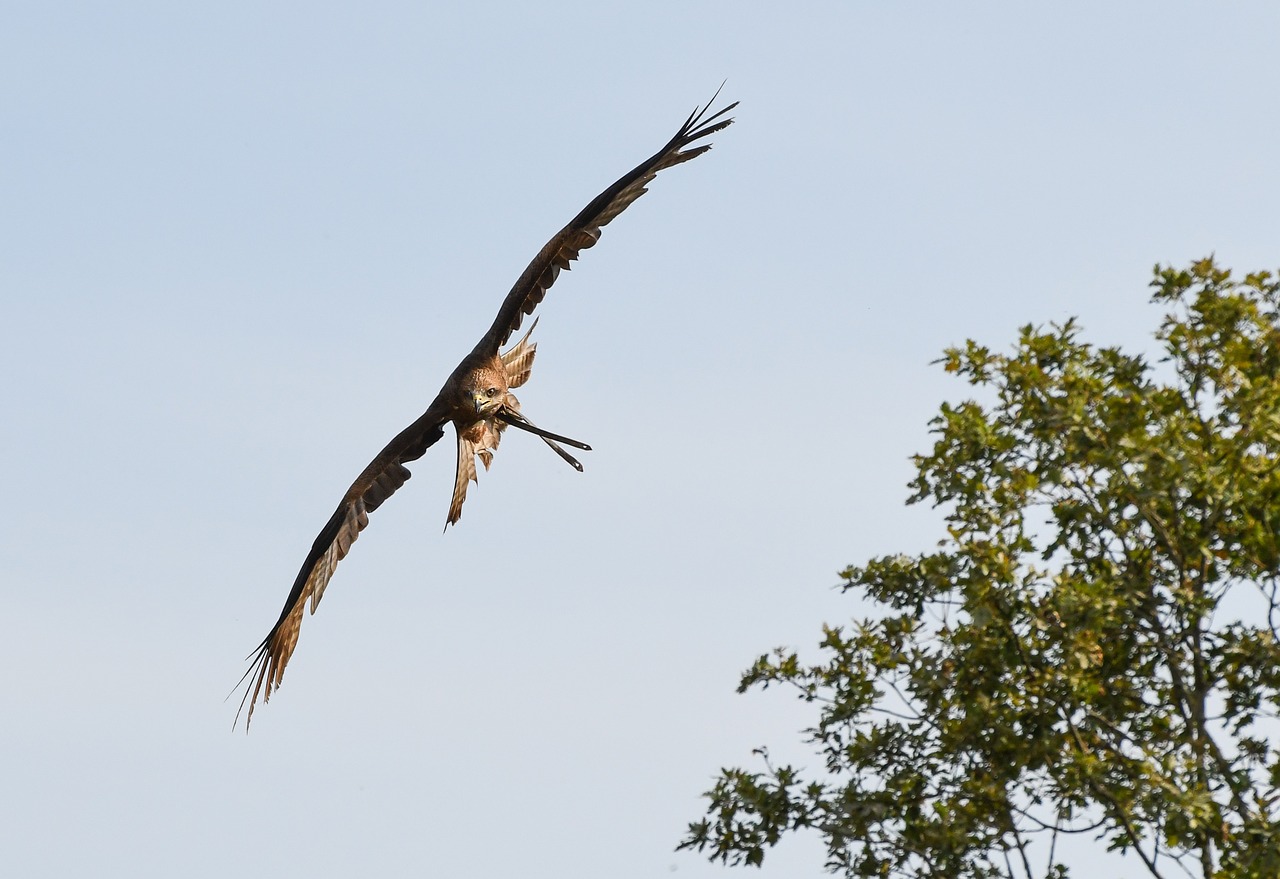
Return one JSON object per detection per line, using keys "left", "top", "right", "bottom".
{"left": 236, "top": 93, "right": 736, "bottom": 728}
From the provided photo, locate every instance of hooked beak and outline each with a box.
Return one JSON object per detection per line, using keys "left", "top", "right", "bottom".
{"left": 470, "top": 391, "right": 486, "bottom": 414}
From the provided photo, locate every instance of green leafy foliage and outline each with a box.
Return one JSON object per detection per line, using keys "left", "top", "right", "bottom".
{"left": 681, "top": 260, "right": 1280, "bottom": 878}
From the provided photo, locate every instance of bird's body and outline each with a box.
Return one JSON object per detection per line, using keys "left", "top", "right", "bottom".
{"left": 236, "top": 93, "right": 735, "bottom": 728}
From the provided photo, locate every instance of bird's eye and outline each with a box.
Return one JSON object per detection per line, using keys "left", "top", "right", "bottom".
{"left": 486, "top": 387, "right": 498, "bottom": 398}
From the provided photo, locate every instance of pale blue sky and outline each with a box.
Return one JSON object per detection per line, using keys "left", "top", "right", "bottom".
{"left": 3, "top": 3, "right": 1279, "bottom": 877}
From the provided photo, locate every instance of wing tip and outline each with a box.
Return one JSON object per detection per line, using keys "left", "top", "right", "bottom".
{"left": 231, "top": 639, "right": 274, "bottom": 732}
{"left": 682, "top": 85, "right": 738, "bottom": 141}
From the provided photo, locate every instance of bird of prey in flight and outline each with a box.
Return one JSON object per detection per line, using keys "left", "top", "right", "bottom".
{"left": 235, "top": 93, "right": 736, "bottom": 728}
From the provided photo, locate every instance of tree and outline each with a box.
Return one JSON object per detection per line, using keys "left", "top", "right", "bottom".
{"left": 680, "top": 260, "right": 1280, "bottom": 878}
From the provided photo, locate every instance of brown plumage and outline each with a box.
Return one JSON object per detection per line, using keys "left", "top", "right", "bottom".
{"left": 234, "top": 92, "right": 736, "bottom": 728}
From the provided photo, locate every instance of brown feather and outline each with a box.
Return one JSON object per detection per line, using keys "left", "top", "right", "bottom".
{"left": 501, "top": 319, "right": 539, "bottom": 389}
{"left": 448, "top": 434, "right": 478, "bottom": 525}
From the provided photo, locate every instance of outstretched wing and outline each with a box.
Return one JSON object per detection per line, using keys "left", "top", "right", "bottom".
{"left": 472, "top": 90, "right": 737, "bottom": 357}
{"left": 235, "top": 400, "right": 450, "bottom": 729}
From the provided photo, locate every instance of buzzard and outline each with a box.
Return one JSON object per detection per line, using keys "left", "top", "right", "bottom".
{"left": 236, "top": 93, "right": 736, "bottom": 728}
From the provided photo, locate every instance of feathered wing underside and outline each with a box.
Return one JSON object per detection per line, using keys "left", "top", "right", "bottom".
{"left": 474, "top": 90, "right": 737, "bottom": 356}
{"left": 235, "top": 405, "right": 449, "bottom": 728}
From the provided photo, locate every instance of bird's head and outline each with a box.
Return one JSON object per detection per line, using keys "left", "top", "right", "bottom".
{"left": 465, "top": 370, "right": 508, "bottom": 416}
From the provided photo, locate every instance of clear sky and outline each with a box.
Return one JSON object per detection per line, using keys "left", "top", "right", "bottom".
{"left": 3, "top": 3, "right": 1278, "bottom": 877}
